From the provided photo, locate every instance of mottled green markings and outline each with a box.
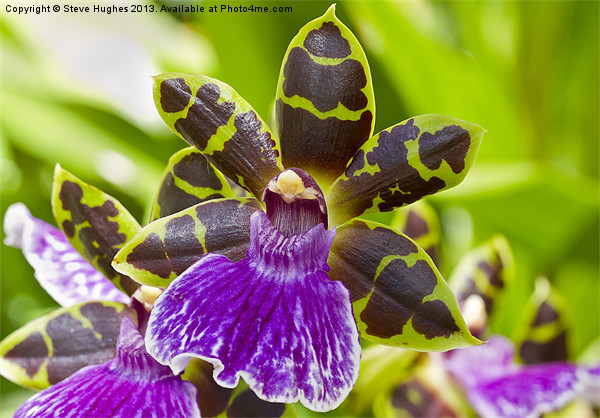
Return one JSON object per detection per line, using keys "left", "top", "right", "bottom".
{"left": 113, "top": 198, "right": 262, "bottom": 287}
{"left": 327, "top": 115, "right": 485, "bottom": 226}
{"left": 0, "top": 301, "right": 134, "bottom": 390}
{"left": 517, "top": 278, "right": 569, "bottom": 364}
{"left": 275, "top": 5, "right": 375, "bottom": 186}
{"left": 153, "top": 74, "right": 283, "bottom": 199}
{"left": 327, "top": 219, "right": 480, "bottom": 351}
{"left": 151, "top": 147, "right": 235, "bottom": 221}
{"left": 52, "top": 165, "right": 141, "bottom": 296}
{"left": 391, "top": 201, "right": 441, "bottom": 265}
{"left": 449, "top": 235, "right": 513, "bottom": 319}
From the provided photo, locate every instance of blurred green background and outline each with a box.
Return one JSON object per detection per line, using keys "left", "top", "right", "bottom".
{"left": 1, "top": 0, "right": 598, "bottom": 413}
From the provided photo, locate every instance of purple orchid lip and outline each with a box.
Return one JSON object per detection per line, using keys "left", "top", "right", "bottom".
{"left": 145, "top": 210, "right": 360, "bottom": 412}
{"left": 263, "top": 168, "right": 328, "bottom": 237}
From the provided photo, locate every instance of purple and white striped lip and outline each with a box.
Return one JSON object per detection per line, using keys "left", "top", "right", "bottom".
{"left": 263, "top": 168, "right": 328, "bottom": 237}
{"left": 145, "top": 210, "right": 361, "bottom": 412}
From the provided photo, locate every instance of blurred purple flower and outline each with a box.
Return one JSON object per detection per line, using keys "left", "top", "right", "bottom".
{"left": 445, "top": 336, "right": 600, "bottom": 418}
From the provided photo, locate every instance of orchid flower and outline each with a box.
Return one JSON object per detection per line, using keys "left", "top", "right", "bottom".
{"left": 111, "top": 5, "right": 483, "bottom": 412}
{"left": 1, "top": 194, "right": 200, "bottom": 416}
{"left": 2, "top": 173, "right": 289, "bottom": 416}
{"left": 445, "top": 335, "right": 600, "bottom": 418}
{"left": 13, "top": 317, "right": 201, "bottom": 418}
{"left": 445, "top": 245, "right": 600, "bottom": 417}
{"left": 1, "top": 176, "right": 142, "bottom": 391}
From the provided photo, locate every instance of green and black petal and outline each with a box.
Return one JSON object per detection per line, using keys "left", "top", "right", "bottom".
{"left": 153, "top": 74, "right": 283, "bottom": 199}
{"left": 327, "top": 115, "right": 484, "bottom": 225}
{"left": 150, "top": 147, "right": 235, "bottom": 221}
{"left": 0, "top": 301, "right": 135, "bottom": 390}
{"left": 52, "top": 165, "right": 141, "bottom": 296}
{"left": 275, "top": 5, "right": 375, "bottom": 186}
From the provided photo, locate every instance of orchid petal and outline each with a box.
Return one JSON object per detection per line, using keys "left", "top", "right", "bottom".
{"left": 0, "top": 301, "right": 134, "bottom": 390}
{"left": 150, "top": 147, "right": 235, "bottom": 221}
{"left": 52, "top": 165, "right": 141, "bottom": 296}
{"left": 113, "top": 197, "right": 261, "bottom": 287}
{"left": 445, "top": 336, "right": 517, "bottom": 389}
{"left": 146, "top": 211, "right": 360, "bottom": 412}
{"left": 327, "top": 115, "right": 484, "bottom": 225}
{"left": 4, "top": 203, "right": 129, "bottom": 306}
{"left": 445, "top": 336, "right": 600, "bottom": 418}
{"left": 449, "top": 235, "right": 513, "bottom": 318}
{"left": 516, "top": 277, "right": 569, "bottom": 364}
{"left": 14, "top": 317, "right": 200, "bottom": 418}
{"left": 390, "top": 200, "right": 441, "bottom": 265}
{"left": 153, "top": 73, "right": 283, "bottom": 199}
{"left": 327, "top": 218, "right": 480, "bottom": 350}
{"left": 275, "top": 4, "right": 375, "bottom": 186}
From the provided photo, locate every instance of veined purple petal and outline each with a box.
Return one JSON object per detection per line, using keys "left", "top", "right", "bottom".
{"left": 15, "top": 317, "right": 200, "bottom": 418}
{"left": 4, "top": 203, "right": 128, "bottom": 306}
{"left": 445, "top": 336, "right": 600, "bottom": 418}
{"left": 146, "top": 211, "right": 360, "bottom": 412}
{"left": 468, "top": 364, "right": 599, "bottom": 418}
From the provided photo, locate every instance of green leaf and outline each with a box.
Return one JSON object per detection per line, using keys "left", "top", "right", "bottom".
{"left": 153, "top": 73, "right": 283, "bottom": 199}
{"left": 51, "top": 165, "right": 141, "bottom": 296}
{"left": 0, "top": 301, "right": 135, "bottom": 390}
{"left": 0, "top": 90, "right": 164, "bottom": 205}
{"left": 112, "top": 198, "right": 261, "bottom": 287}
{"left": 275, "top": 4, "right": 375, "bottom": 187}
{"left": 343, "top": 2, "right": 528, "bottom": 163}
{"left": 327, "top": 114, "right": 485, "bottom": 226}
{"left": 150, "top": 147, "right": 235, "bottom": 221}
{"left": 327, "top": 219, "right": 480, "bottom": 351}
